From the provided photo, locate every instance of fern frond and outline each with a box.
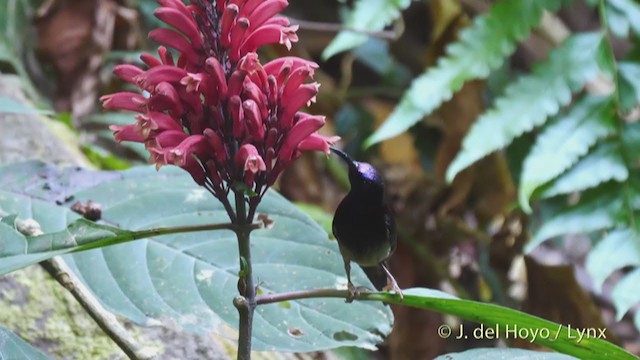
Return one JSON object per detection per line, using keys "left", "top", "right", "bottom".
{"left": 364, "top": 0, "right": 566, "bottom": 147}
{"left": 519, "top": 95, "right": 617, "bottom": 211}
{"left": 618, "top": 62, "right": 640, "bottom": 111}
{"left": 605, "top": 0, "right": 640, "bottom": 37}
{"left": 525, "top": 183, "right": 623, "bottom": 252}
{"left": 322, "top": 0, "right": 411, "bottom": 60}
{"left": 446, "top": 32, "right": 605, "bottom": 182}
{"left": 539, "top": 142, "right": 628, "bottom": 198}
{"left": 612, "top": 268, "right": 640, "bottom": 321}
{"left": 585, "top": 228, "right": 640, "bottom": 291}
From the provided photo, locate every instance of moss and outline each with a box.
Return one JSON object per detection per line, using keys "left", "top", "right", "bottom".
{"left": 0, "top": 266, "right": 126, "bottom": 359}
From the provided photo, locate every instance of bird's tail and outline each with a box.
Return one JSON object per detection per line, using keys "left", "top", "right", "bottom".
{"left": 361, "top": 265, "right": 388, "bottom": 291}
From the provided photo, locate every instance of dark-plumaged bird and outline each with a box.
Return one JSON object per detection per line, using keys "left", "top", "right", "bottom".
{"left": 330, "top": 147, "right": 402, "bottom": 301}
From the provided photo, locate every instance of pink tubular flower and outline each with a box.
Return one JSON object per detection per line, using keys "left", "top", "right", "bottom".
{"left": 100, "top": 0, "right": 338, "bottom": 219}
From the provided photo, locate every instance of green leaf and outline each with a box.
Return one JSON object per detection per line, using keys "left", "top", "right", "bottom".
{"left": 364, "top": 288, "right": 635, "bottom": 359}
{"left": 622, "top": 122, "right": 640, "bottom": 163}
{"left": 0, "top": 161, "right": 121, "bottom": 203}
{"left": 364, "top": 0, "right": 565, "bottom": 147}
{"left": 606, "top": 0, "right": 640, "bottom": 37}
{"left": 353, "top": 38, "right": 411, "bottom": 86}
{"left": 611, "top": 268, "right": 640, "bottom": 321}
{"left": 446, "top": 32, "right": 604, "bottom": 182}
{"left": 295, "top": 202, "right": 335, "bottom": 237}
{"left": 586, "top": 228, "right": 640, "bottom": 291}
{"left": 321, "top": 0, "right": 410, "bottom": 60}
{"left": 0, "top": 211, "right": 114, "bottom": 275}
{"left": 0, "top": 0, "right": 41, "bottom": 100}
{"left": 435, "top": 348, "right": 577, "bottom": 360}
{"left": 0, "top": 208, "right": 236, "bottom": 276}
{"left": 526, "top": 184, "right": 623, "bottom": 252}
{"left": 0, "top": 325, "right": 49, "bottom": 359}
{"left": 0, "top": 162, "right": 393, "bottom": 352}
{"left": 0, "top": 97, "right": 53, "bottom": 115}
{"left": 539, "top": 142, "right": 628, "bottom": 199}
{"left": 519, "top": 96, "right": 616, "bottom": 210}
{"left": 87, "top": 112, "right": 149, "bottom": 160}
{"left": 81, "top": 145, "right": 132, "bottom": 170}
{"left": 618, "top": 62, "right": 640, "bottom": 111}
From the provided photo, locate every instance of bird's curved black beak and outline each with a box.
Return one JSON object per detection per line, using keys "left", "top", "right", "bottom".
{"left": 330, "top": 147, "right": 357, "bottom": 171}
{"left": 330, "top": 146, "right": 352, "bottom": 163}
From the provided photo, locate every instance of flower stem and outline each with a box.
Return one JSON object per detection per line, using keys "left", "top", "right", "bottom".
{"left": 233, "top": 191, "right": 256, "bottom": 360}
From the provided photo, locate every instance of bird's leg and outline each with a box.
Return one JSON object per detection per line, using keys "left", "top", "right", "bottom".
{"left": 380, "top": 262, "right": 403, "bottom": 299}
{"left": 344, "top": 258, "right": 358, "bottom": 303}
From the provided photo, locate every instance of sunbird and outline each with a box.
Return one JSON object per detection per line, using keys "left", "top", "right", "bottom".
{"left": 331, "top": 147, "right": 402, "bottom": 301}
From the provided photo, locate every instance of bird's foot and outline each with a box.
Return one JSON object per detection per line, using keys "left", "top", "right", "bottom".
{"left": 383, "top": 278, "right": 403, "bottom": 300}
{"left": 345, "top": 282, "right": 359, "bottom": 303}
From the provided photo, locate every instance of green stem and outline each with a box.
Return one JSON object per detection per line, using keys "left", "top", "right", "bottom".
{"left": 256, "top": 289, "right": 351, "bottom": 305}
{"left": 234, "top": 191, "right": 256, "bottom": 360}
{"left": 69, "top": 222, "right": 254, "bottom": 254}
{"left": 597, "top": 0, "right": 638, "bottom": 231}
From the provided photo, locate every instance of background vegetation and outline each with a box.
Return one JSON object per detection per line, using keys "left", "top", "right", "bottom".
{"left": 1, "top": 0, "right": 640, "bottom": 358}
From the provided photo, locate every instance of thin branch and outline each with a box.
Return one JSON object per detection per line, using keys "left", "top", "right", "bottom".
{"left": 12, "top": 221, "right": 155, "bottom": 359}
{"left": 287, "top": 17, "right": 399, "bottom": 41}
{"left": 256, "top": 289, "right": 352, "bottom": 305}
{"left": 255, "top": 288, "right": 402, "bottom": 305}
{"left": 41, "top": 257, "right": 156, "bottom": 360}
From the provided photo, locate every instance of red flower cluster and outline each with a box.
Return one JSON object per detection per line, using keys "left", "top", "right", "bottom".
{"left": 101, "top": 0, "right": 338, "bottom": 213}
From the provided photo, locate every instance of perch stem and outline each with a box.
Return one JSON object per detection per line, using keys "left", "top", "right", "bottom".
{"left": 255, "top": 288, "right": 407, "bottom": 306}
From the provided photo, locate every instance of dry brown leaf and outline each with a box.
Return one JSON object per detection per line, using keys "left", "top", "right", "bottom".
{"left": 519, "top": 256, "right": 619, "bottom": 348}
{"left": 35, "top": 0, "right": 128, "bottom": 121}
{"left": 365, "top": 99, "right": 420, "bottom": 168}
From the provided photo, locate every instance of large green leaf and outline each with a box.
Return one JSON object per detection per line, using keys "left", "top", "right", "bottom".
{"left": 446, "top": 32, "right": 604, "bottom": 182}
{"left": 0, "top": 160, "right": 123, "bottom": 201}
{"left": 539, "top": 142, "right": 628, "bottom": 199}
{"left": 0, "top": 162, "right": 393, "bottom": 352}
{"left": 519, "top": 96, "right": 616, "bottom": 211}
{"left": 0, "top": 97, "right": 52, "bottom": 115}
{"left": 586, "top": 228, "right": 640, "bottom": 291}
{"left": 359, "top": 288, "right": 635, "bottom": 359}
{"left": 435, "top": 348, "right": 577, "bottom": 360}
{"left": 0, "top": 209, "right": 96, "bottom": 275}
{"left": 0, "top": 208, "right": 237, "bottom": 276}
{"left": 0, "top": 326, "right": 49, "bottom": 360}
{"left": 321, "top": 0, "right": 410, "bottom": 60}
{"left": 364, "top": 0, "right": 565, "bottom": 147}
